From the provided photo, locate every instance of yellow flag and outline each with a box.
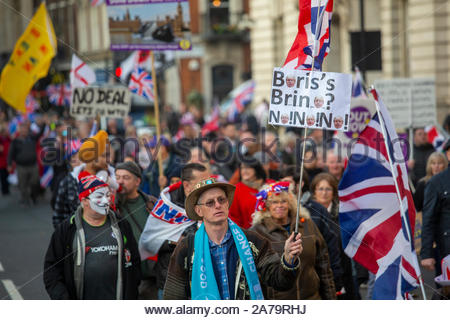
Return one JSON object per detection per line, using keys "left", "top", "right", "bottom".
{"left": 0, "top": 3, "right": 57, "bottom": 113}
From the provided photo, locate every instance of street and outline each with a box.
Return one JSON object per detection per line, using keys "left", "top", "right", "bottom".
{"left": 0, "top": 188, "right": 53, "bottom": 300}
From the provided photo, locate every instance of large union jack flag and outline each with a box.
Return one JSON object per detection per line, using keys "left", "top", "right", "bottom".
{"left": 46, "top": 84, "right": 71, "bottom": 107}
{"left": 338, "top": 89, "right": 420, "bottom": 299}
{"left": 129, "top": 67, "right": 154, "bottom": 101}
{"left": 284, "top": 0, "right": 333, "bottom": 71}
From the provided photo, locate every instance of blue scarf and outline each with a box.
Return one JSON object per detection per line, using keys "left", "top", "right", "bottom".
{"left": 191, "top": 219, "right": 264, "bottom": 300}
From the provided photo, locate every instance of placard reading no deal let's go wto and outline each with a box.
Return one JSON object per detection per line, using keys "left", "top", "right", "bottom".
{"left": 269, "top": 67, "right": 352, "bottom": 132}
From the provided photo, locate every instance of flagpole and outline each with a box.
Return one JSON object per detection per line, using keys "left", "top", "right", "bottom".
{"left": 370, "top": 87, "right": 427, "bottom": 300}
{"left": 150, "top": 51, "right": 164, "bottom": 190}
{"left": 294, "top": 0, "right": 329, "bottom": 234}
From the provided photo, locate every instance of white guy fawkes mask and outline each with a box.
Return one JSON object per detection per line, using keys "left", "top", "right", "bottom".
{"left": 88, "top": 187, "right": 111, "bottom": 215}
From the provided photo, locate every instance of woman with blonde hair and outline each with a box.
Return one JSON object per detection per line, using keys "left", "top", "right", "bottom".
{"left": 250, "top": 182, "right": 336, "bottom": 299}
{"left": 414, "top": 152, "right": 448, "bottom": 212}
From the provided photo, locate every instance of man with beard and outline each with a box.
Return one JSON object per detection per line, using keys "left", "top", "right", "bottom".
{"left": 115, "top": 161, "right": 157, "bottom": 299}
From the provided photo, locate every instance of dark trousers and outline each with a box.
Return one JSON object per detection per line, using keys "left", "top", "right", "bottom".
{"left": 0, "top": 168, "right": 9, "bottom": 195}
{"left": 16, "top": 164, "right": 40, "bottom": 203}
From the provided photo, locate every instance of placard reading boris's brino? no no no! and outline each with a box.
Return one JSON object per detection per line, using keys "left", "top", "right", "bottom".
{"left": 269, "top": 67, "right": 352, "bottom": 132}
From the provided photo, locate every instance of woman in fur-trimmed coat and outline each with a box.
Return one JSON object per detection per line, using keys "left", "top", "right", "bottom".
{"left": 250, "top": 183, "right": 336, "bottom": 300}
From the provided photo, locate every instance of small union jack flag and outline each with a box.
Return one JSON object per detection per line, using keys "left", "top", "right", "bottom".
{"left": 46, "top": 84, "right": 71, "bottom": 107}
{"left": 25, "top": 94, "right": 39, "bottom": 114}
{"left": 284, "top": 0, "right": 334, "bottom": 71}
{"left": 129, "top": 67, "right": 154, "bottom": 101}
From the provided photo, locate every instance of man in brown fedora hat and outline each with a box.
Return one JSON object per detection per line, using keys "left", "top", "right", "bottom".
{"left": 163, "top": 177, "right": 303, "bottom": 300}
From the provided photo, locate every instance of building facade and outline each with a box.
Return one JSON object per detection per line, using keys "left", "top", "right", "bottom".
{"left": 250, "top": 0, "right": 449, "bottom": 124}
{"left": 164, "top": 0, "right": 251, "bottom": 113}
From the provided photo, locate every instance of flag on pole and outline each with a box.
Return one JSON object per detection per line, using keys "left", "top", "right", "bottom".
{"left": 338, "top": 89, "right": 420, "bottom": 299}
{"left": 129, "top": 67, "right": 154, "bottom": 101}
{"left": 220, "top": 80, "right": 255, "bottom": 121}
{"left": 0, "top": 3, "right": 57, "bottom": 113}
{"left": 352, "top": 66, "right": 367, "bottom": 98}
{"left": 120, "top": 50, "right": 152, "bottom": 82}
{"left": 284, "top": 0, "right": 334, "bottom": 71}
{"left": 425, "top": 125, "right": 445, "bottom": 152}
{"left": 47, "top": 84, "right": 72, "bottom": 106}
{"left": 70, "top": 54, "right": 96, "bottom": 88}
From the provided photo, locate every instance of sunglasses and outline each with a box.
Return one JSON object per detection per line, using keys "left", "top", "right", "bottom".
{"left": 197, "top": 196, "right": 228, "bottom": 208}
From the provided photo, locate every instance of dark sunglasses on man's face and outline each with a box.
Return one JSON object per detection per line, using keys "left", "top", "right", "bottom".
{"left": 197, "top": 196, "right": 228, "bottom": 208}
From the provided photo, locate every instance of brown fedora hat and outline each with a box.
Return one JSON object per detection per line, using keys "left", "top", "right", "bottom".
{"left": 185, "top": 177, "right": 236, "bottom": 221}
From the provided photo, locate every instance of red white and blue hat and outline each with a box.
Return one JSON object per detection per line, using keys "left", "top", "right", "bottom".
{"left": 78, "top": 174, "right": 108, "bottom": 201}
{"left": 255, "top": 181, "right": 290, "bottom": 212}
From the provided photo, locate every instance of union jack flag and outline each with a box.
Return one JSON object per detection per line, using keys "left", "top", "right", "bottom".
{"left": 284, "top": 0, "right": 334, "bottom": 71}
{"left": 25, "top": 94, "right": 39, "bottom": 115}
{"left": 46, "top": 84, "right": 71, "bottom": 107}
{"left": 220, "top": 80, "right": 255, "bottom": 121}
{"left": 129, "top": 68, "right": 154, "bottom": 101}
{"left": 64, "top": 139, "right": 82, "bottom": 160}
{"left": 338, "top": 88, "right": 420, "bottom": 299}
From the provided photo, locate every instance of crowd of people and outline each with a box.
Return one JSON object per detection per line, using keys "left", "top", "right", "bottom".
{"left": 1, "top": 104, "right": 450, "bottom": 300}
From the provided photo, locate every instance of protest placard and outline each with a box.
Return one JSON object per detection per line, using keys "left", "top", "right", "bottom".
{"left": 106, "top": 0, "right": 192, "bottom": 51}
{"left": 70, "top": 87, "right": 131, "bottom": 119}
{"left": 374, "top": 78, "right": 436, "bottom": 128}
{"left": 333, "top": 97, "right": 377, "bottom": 152}
{"left": 268, "top": 67, "right": 352, "bottom": 131}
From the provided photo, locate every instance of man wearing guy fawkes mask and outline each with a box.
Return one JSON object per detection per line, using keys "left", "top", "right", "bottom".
{"left": 43, "top": 175, "right": 141, "bottom": 300}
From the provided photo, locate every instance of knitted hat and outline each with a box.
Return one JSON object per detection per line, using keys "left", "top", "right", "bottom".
{"left": 255, "top": 181, "right": 290, "bottom": 212}
{"left": 78, "top": 130, "right": 109, "bottom": 163}
{"left": 116, "top": 161, "right": 142, "bottom": 180}
{"left": 78, "top": 175, "right": 109, "bottom": 201}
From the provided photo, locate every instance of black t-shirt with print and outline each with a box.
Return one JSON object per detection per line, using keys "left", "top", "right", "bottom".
{"left": 83, "top": 217, "right": 118, "bottom": 300}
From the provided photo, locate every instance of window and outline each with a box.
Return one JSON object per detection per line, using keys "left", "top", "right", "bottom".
{"left": 212, "top": 65, "right": 234, "bottom": 101}
{"left": 209, "top": 0, "right": 230, "bottom": 32}
{"left": 350, "top": 31, "right": 382, "bottom": 71}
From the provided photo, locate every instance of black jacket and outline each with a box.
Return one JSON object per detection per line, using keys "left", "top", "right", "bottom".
{"left": 420, "top": 167, "right": 450, "bottom": 261}
{"left": 411, "top": 144, "right": 435, "bottom": 186}
{"left": 304, "top": 199, "right": 343, "bottom": 289}
{"left": 43, "top": 209, "right": 141, "bottom": 299}
{"left": 7, "top": 125, "right": 44, "bottom": 166}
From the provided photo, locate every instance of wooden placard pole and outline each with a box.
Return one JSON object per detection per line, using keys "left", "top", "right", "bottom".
{"left": 294, "top": 0, "right": 330, "bottom": 234}
{"left": 150, "top": 51, "right": 164, "bottom": 190}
